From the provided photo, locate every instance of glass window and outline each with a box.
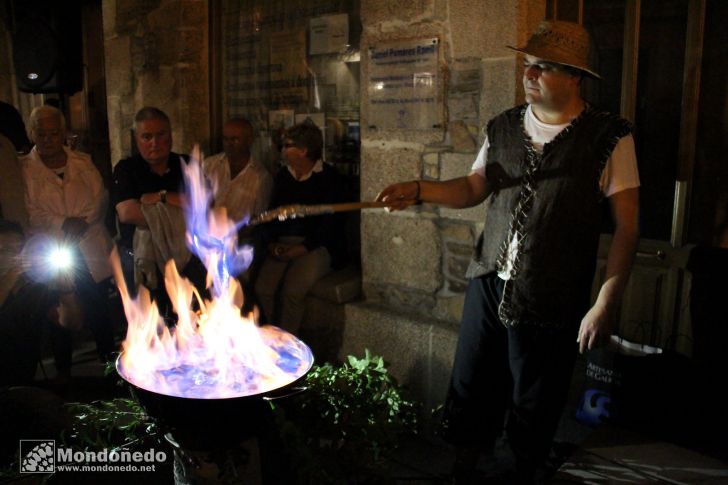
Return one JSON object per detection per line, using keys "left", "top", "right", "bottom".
{"left": 218, "top": 0, "right": 361, "bottom": 178}
{"left": 582, "top": 0, "right": 687, "bottom": 241}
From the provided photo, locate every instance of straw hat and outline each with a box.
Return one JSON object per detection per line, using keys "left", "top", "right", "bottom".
{"left": 508, "top": 20, "right": 601, "bottom": 79}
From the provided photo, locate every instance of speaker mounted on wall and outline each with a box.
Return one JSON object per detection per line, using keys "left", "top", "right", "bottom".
{"left": 11, "top": 0, "right": 83, "bottom": 94}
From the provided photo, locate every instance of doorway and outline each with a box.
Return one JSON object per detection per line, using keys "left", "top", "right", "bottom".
{"left": 547, "top": 0, "right": 726, "bottom": 354}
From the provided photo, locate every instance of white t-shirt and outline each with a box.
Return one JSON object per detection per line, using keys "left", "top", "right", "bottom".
{"left": 470, "top": 104, "right": 640, "bottom": 279}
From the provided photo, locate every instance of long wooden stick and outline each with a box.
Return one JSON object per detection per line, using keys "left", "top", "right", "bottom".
{"left": 326, "top": 201, "right": 393, "bottom": 211}
{"left": 248, "top": 200, "right": 407, "bottom": 226}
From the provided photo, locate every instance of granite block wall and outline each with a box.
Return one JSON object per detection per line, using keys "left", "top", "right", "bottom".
{"left": 343, "top": 0, "right": 546, "bottom": 411}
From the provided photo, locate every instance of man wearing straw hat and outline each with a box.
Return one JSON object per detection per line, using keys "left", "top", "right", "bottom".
{"left": 377, "top": 20, "right": 639, "bottom": 483}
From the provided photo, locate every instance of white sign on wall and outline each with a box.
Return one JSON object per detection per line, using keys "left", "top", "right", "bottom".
{"left": 367, "top": 38, "right": 442, "bottom": 130}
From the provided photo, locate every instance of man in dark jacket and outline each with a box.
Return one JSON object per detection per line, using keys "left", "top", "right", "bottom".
{"left": 112, "top": 107, "right": 205, "bottom": 307}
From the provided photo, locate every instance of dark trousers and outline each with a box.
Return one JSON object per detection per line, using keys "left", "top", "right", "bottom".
{"left": 442, "top": 273, "right": 578, "bottom": 475}
{"left": 0, "top": 280, "right": 53, "bottom": 386}
{"left": 118, "top": 245, "right": 137, "bottom": 298}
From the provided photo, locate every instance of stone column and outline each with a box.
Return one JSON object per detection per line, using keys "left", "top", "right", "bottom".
{"left": 0, "top": 19, "right": 16, "bottom": 105}
{"left": 102, "top": 0, "right": 210, "bottom": 166}
{"left": 342, "top": 0, "right": 546, "bottom": 414}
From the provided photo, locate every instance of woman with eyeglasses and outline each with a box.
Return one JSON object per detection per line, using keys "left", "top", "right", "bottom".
{"left": 254, "top": 120, "right": 349, "bottom": 334}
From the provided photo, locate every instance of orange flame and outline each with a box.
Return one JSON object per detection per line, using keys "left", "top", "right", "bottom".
{"left": 114, "top": 147, "right": 312, "bottom": 399}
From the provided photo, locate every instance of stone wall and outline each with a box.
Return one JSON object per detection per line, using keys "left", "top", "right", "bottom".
{"left": 102, "top": 0, "right": 210, "bottom": 165}
{"left": 341, "top": 0, "right": 546, "bottom": 413}
{"left": 0, "top": 16, "right": 16, "bottom": 105}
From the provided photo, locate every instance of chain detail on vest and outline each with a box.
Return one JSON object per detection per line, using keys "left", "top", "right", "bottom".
{"left": 496, "top": 105, "right": 598, "bottom": 327}
{"left": 496, "top": 107, "right": 542, "bottom": 326}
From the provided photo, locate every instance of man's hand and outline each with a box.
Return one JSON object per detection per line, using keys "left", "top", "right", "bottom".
{"left": 269, "top": 243, "right": 308, "bottom": 262}
{"left": 139, "top": 191, "right": 183, "bottom": 207}
{"left": 61, "top": 217, "right": 89, "bottom": 239}
{"left": 140, "top": 192, "right": 163, "bottom": 205}
{"left": 577, "top": 303, "right": 617, "bottom": 353}
{"left": 376, "top": 174, "right": 490, "bottom": 211}
{"left": 579, "top": 187, "right": 639, "bottom": 354}
{"left": 116, "top": 199, "right": 148, "bottom": 228}
{"left": 376, "top": 182, "right": 419, "bottom": 211}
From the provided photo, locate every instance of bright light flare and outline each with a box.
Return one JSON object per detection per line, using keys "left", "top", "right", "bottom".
{"left": 21, "top": 235, "right": 77, "bottom": 284}
{"left": 48, "top": 246, "right": 73, "bottom": 270}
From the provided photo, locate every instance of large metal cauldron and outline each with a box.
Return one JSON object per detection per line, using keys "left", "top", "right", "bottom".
{"left": 116, "top": 329, "right": 314, "bottom": 449}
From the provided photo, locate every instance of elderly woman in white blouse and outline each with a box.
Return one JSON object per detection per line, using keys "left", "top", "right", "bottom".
{"left": 21, "top": 105, "right": 116, "bottom": 379}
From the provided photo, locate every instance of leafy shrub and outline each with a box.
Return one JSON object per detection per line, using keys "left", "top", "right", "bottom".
{"left": 45, "top": 351, "right": 419, "bottom": 484}
{"left": 63, "top": 398, "right": 161, "bottom": 451}
{"left": 273, "top": 350, "right": 420, "bottom": 484}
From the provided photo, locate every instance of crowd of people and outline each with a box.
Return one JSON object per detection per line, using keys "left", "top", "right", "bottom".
{"left": 0, "top": 101, "right": 349, "bottom": 392}
{"left": 1, "top": 18, "right": 651, "bottom": 483}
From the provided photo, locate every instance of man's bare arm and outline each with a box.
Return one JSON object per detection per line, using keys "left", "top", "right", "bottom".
{"left": 116, "top": 199, "right": 148, "bottom": 228}
{"left": 118, "top": 191, "right": 187, "bottom": 228}
{"left": 376, "top": 172, "right": 491, "bottom": 211}
{"left": 578, "top": 187, "right": 639, "bottom": 353}
{"left": 139, "top": 191, "right": 185, "bottom": 207}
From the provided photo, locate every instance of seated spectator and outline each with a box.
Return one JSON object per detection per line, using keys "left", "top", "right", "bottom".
{"left": 0, "top": 100, "right": 31, "bottom": 154}
{"left": 0, "top": 220, "right": 46, "bottom": 386}
{"left": 0, "top": 220, "right": 85, "bottom": 387}
{"left": 0, "top": 102, "right": 31, "bottom": 236}
{"left": 204, "top": 118, "right": 272, "bottom": 223}
{"left": 204, "top": 118, "right": 272, "bottom": 308}
{"left": 20, "top": 105, "right": 116, "bottom": 381}
{"left": 0, "top": 134, "right": 28, "bottom": 230}
{"left": 112, "top": 107, "right": 206, "bottom": 313}
{"left": 254, "top": 120, "right": 348, "bottom": 333}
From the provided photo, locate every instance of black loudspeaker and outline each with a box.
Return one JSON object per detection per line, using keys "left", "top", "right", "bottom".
{"left": 11, "top": 1, "right": 83, "bottom": 94}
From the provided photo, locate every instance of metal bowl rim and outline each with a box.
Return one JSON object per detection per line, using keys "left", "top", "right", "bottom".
{"left": 115, "top": 325, "right": 314, "bottom": 401}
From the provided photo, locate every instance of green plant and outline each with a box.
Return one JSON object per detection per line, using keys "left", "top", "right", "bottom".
{"left": 0, "top": 399, "right": 163, "bottom": 482}
{"left": 273, "top": 349, "right": 420, "bottom": 484}
{"left": 46, "top": 351, "right": 419, "bottom": 484}
{"left": 63, "top": 398, "right": 161, "bottom": 451}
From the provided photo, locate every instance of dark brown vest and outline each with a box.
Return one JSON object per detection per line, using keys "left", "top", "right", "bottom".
{"left": 467, "top": 104, "right": 632, "bottom": 328}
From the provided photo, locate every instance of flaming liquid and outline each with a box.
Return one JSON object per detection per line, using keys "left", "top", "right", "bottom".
{"left": 115, "top": 147, "right": 313, "bottom": 399}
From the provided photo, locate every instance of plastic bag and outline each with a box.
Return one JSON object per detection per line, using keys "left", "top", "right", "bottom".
{"left": 576, "top": 335, "right": 662, "bottom": 427}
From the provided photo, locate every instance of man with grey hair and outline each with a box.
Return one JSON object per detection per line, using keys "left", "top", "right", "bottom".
{"left": 378, "top": 20, "right": 639, "bottom": 483}
{"left": 112, "top": 107, "right": 205, "bottom": 305}
{"left": 113, "top": 107, "right": 186, "bottom": 248}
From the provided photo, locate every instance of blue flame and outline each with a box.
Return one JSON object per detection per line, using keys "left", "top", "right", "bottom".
{"left": 181, "top": 152, "right": 253, "bottom": 298}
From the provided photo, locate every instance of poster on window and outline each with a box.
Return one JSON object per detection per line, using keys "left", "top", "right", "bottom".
{"left": 367, "top": 38, "right": 442, "bottom": 130}
{"left": 294, "top": 112, "right": 326, "bottom": 131}
{"left": 269, "top": 29, "right": 309, "bottom": 107}
{"left": 268, "top": 109, "right": 295, "bottom": 131}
